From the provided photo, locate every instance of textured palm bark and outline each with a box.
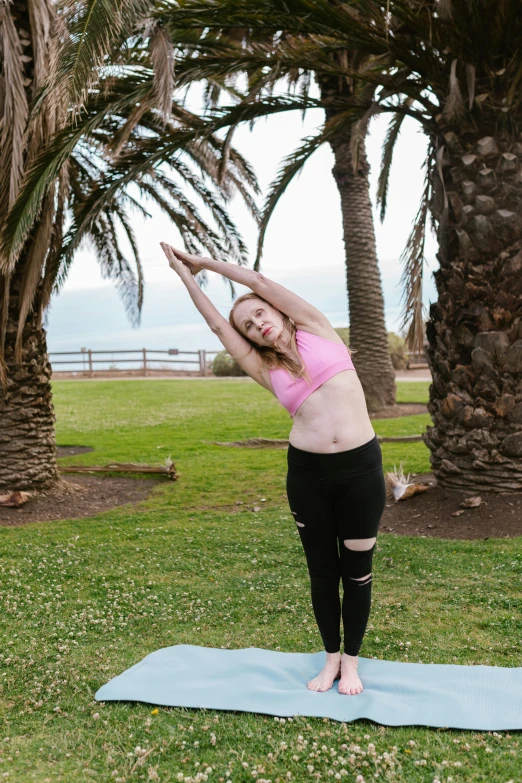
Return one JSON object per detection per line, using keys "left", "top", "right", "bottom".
{"left": 329, "top": 134, "right": 397, "bottom": 411}
{"left": 0, "top": 267, "right": 58, "bottom": 492}
{"left": 424, "top": 127, "right": 522, "bottom": 491}
{"left": 316, "top": 72, "right": 396, "bottom": 412}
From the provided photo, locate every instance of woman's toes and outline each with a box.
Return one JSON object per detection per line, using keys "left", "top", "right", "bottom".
{"left": 338, "top": 670, "right": 363, "bottom": 695}
{"left": 306, "top": 663, "right": 341, "bottom": 692}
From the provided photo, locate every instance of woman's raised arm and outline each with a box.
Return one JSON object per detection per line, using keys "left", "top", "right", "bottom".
{"left": 163, "top": 245, "right": 327, "bottom": 329}
{"left": 205, "top": 257, "right": 265, "bottom": 292}
{"left": 169, "top": 247, "right": 264, "bottom": 293}
{"left": 160, "top": 244, "right": 269, "bottom": 388}
{"left": 160, "top": 244, "right": 223, "bottom": 332}
{"left": 207, "top": 257, "right": 327, "bottom": 326}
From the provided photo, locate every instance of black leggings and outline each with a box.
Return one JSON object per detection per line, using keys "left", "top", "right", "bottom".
{"left": 286, "top": 434, "right": 386, "bottom": 656}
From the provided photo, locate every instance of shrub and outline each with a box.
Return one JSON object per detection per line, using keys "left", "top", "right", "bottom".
{"left": 388, "top": 331, "right": 409, "bottom": 369}
{"left": 212, "top": 349, "right": 247, "bottom": 376}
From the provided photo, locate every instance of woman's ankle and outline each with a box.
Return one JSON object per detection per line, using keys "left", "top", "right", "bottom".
{"left": 325, "top": 650, "right": 341, "bottom": 659}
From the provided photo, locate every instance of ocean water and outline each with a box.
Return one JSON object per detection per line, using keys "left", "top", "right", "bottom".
{"left": 45, "top": 267, "right": 437, "bottom": 372}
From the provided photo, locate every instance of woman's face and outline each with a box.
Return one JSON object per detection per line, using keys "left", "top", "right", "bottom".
{"left": 234, "top": 298, "right": 285, "bottom": 346}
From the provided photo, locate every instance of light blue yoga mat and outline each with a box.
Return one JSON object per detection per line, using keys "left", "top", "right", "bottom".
{"left": 95, "top": 644, "right": 522, "bottom": 730}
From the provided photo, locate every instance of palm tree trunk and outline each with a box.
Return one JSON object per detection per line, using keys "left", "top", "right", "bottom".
{"left": 0, "top": 266, "right": 58, "bottom": 492}
{"left": 316, "top": 69, "right": 396, "bottom": 412}
{"left": 424, "top": 130, "right": 522, "bottom": 491}
{"left": 328, "top": 131, "right": 397, "bottom": 411}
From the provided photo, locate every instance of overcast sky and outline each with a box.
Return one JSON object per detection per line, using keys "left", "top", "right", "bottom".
{"left": 45, "top": 83, "right": 441, "bottom": 364}
{"left": 61, "top": 86, "right": 439, "bottom": 306}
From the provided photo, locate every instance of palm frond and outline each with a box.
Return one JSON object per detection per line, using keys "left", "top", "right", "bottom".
{"left": 111, "top": 208, "right": 145, "bottom": 326}
{"left": 171, "top": 36, "right": 389, "bottom": 90}
{"left": 149, "top": 22, "right": 175, "bottom": 120}
{"left": 27, "top": 0, "right": 55, "bottom": 90}
{"left": 254, "top": 129, "right": 328, "bottom": 271}
{"left": 47, "top": 95, "right": 315, "bottom": 266}
{"left": 0, "top": 77, "right": 153, "bottom": 271}
{"left": 140, "top": 179, "right": 230, "bottom": 261}
{"left": 396, "top": 145, "right": 434, "bottom": 355}
{"left": 163, "top": 0, "right": 387, "bottom": 48}
{"left": 54, "top": 0, "right": 152, "bottom": 114}
{"left": 40, "top": 163, "right": 70, "bottom": 316}
{"left": 55, "top": 121, "right": 254, "bottom": 279}
{"left": 154, "top": 166, "right": 250, "bottom": 260}
{"left": 376, "top": 107, "right": 408, "bottom": 223}
{"left": 88, "top": 208, "right": 143, "bottom": 327}
{"left": 109, "top": 95, "right": 154, "bottom": 158}
{"left": 442, "top": 58, "right": 465, "bottom": 122}
{"left": 14, "top": 186, "right": 56, "bottom": 363}
{"left": 217, "top": 124, "right": 236, "bottom": 187}
{"left": 0, "top": 3, "right": 29, "bottom": 213}
{"left": 1, "top": 1, "right": 263, "bottom": 381}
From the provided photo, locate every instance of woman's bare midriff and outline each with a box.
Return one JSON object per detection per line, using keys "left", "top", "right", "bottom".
{"left": 266, "top": 368, "right": 376, "bottom": 454}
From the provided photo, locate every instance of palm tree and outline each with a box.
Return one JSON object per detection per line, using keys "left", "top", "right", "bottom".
{"left": 159, "top": 8, "right": 397, "bottom": 412}
{"left": 160, "top": 0, "right": 522, "bottom": 492}
{"left": 0, "top": 0, "right": 259, "bottom": 493}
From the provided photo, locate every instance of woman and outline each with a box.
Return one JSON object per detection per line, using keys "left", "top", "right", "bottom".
{"left": 160, "top": 242, "right": 386, "bottom": 697}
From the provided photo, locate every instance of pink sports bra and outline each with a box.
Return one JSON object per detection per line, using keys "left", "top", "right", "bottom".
{"left": 269, "top": 329, "right": 356, "bottom": 417}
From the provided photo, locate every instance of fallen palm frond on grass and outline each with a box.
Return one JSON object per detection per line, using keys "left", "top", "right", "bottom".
{"left": 210, "top": 437, "right": 289, "bottom": 448}
{"left": 0, "top": 491, "right": 31, "bottom": 507}
{"left": 59, "top": 458, "right": 177, "bottom": 480}
{"left": 385, "top": 463, "right": 434, "bottom": 501}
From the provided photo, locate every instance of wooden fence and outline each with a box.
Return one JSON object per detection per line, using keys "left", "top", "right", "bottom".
{"left": 49, "top": 348, "right": 222, "bottom": 377}
{"left": 406, "top": 346, "right": 429, "bottom": 368}
{"left": 50, "top": 345, "right": 429, "bottom": 377}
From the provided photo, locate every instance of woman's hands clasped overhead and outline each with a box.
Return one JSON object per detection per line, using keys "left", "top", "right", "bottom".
{"left": 160, "top": 243, "right": 208, "bottom": 281}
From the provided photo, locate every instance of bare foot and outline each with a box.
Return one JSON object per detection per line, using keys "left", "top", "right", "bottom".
{"left": 307, "top": 652, "right": 341, "bottom": 692}
{"left": 338, "top": 653, "right": 363, "bottom": 695}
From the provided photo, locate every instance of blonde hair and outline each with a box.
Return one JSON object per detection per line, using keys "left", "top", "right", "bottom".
{"left": 229, "top": 292, "right": 355, "bottom": 384}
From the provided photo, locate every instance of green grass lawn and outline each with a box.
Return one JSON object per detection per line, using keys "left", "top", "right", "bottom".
{"left": 1, "top": 379, "right": 520, "bottom": 782}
